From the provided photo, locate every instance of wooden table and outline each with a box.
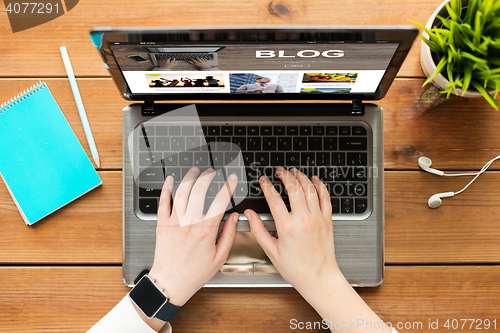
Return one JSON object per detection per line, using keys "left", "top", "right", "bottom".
{"left": 1, "top": 1, "right": 499, "bottom": 332}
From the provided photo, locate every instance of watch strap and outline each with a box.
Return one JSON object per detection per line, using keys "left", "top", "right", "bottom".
{"left": 155, "top": 300, "right": 183, "bottom": 322}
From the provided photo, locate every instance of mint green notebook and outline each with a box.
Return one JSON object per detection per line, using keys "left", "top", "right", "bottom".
{"left": 0, "top": 82, "right": 102, "bottom": 225}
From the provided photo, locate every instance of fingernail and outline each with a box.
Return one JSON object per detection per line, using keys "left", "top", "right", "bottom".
{"left": 190, "top": 166, "right": 199, "bottom": 172}
{"left": 233, "top": 213, "right": 240, "bottom": 223}
{"left": 260, "top": 175, "right": 269, "bottom": 181}
{"left": 244, "top": 211, "right": 252, "bottom": 221}
{"left": 291, "top": 167, "right": 298, "bottom": 172}
{"left": 276, "top": 167, "right": 284, "bottom": 172}
{"left": 229, "top": 173, "right": 237, "bottom": 180}
{"left": 166, "top": 176, "right": 174, "bottom": 185}
{"left": 312, "top": 175, "right": 319, "bottom": 180}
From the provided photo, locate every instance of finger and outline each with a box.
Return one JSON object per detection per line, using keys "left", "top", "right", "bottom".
{"left": 289, "top": 168, "right": 320, "bottom": 212}
{"left": 172, "top": 167, "right": 200, "bottom": 216}
{"left": 311, "top": 176, "right": 332, "bottom": 217}
{"left": 259, "top": 175, "right": 289, "bottom": 225}
{"left": 214, "top": 212, "right": 239, "bottom": 265}
{"left": 205, "top": 173, "right": 238, "bottom": 221}
{"left": 184, "top": 168, "right": 216, "bottom": 216}
{"left": 246, "top": 209, "right": 277, "bottom": 257}
{"left": 276, "top": 167, "right": 308, "bottom": 213}
{"left": 158, "top": 176, "right": 174, "bottom": 220}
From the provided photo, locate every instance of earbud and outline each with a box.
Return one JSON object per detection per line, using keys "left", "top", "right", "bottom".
{"left": 419, "top": 155, "right": 500, "bottom": 208}
{"left": 428, "top": 192, "right": 455, "bottom": 208}
{"left": 418, "top": 157, "right": 444, "bottom": 176}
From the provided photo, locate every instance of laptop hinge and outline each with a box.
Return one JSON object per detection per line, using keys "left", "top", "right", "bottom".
{"left": 142, "top": 98, "right": 155, "bottom": 116}
{"left": 351, "top": 100, "right": 365, "bottom": 116}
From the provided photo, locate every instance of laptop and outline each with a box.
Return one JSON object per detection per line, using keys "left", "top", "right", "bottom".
{"left": 144, "top": 46, "right": 225, "bottom": 66}
{"left": 90, "top": 27, "right": 417, "bottom": 287}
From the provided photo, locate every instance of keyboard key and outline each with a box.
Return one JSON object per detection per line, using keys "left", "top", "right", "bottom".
{"left": 263, "top": 137, "right": 277, "bottom": 151}
{"left": 179, "top": 152, "right": 193, "bottom": 166}
{"left": 221, "top": 126, "right": 233, "bottom": 136}
{"left": 316, "top": 152, "right": 331, "bottom": 166}
{"left": 205, "top": 136, "right": 216, "bottom": 143}
{"left": 211, "top": 152, "right": 224, "bottom": 167}
{"left": 248, "top": 126, "right": 259, "bottom": 135}
{"left": 139, "top": 199, "right": 158, "bottom": 214}
{"left": 330, "top": 183, "right": 346, "bottom": 197}
{"left": 324, "top": 137, "right": 337, "bottom": 151}
{"left": 215, "top": 137, "right": 232, "bottom": 151}
{"left": 194, "top": 126, "right": 204, "bottom": 136}
{"left": 286, "top": 152, "right": 300, "bottom": 166}
{"left": 313, "top": 126, "right": 324, "bottom": 135}
{"left": 182, "top": 126, "right": 194, "bottom": 136}
{"left": 293, "top": 137, "right": 307, "bottom": 150}
{"left": 139, "top": 183, "right": 163, "bottom": 197}
{"left": 255, "top": 152, "right": 270, "bottom": 166}
{"left": 202, "top": 126, "right": 208, "bottom": 136}
{"left": 274, "top": 126, "right": 285, "bottom": 136}
{"left": 318, "top": 167, "right": 333, "bottom": 181}
{"left": 326, "top": 126, "right": 337, "bottom": 135}
{"left": 245, "top": 167, "right": 260, "bottom": 181}
{"left": 261, "top": 126, "right": 272, "bottom": 135}
{"left": 339, "top": 137, "right": 367, "bottom": 151}
{"left": 234, "top": 182, "right": 249, "bottom": 198}
{"left": 347, "top": 152, "right": 368, "bottom": 166}
{"left": 155, "top": 137, "right": 169, "bottom": 151}
{"left": 353, "top": 183, "right": 367, "bottom": 196}
{"left": 156, "top": 126, "right": 168, "bottom": 136}
{"left": 300, "top": 126, "right": 311, "bottom": 135}
{"left": 301, "top": 153, "right": 316, "bottom": 166}
{"left": 334, "top": 167, "right": 367, "bottom": 181}
{"left": 194, "top": 152, "right": 210, "bottom": 166}
{"left": 186, "top": 137, "right": 200, "bottom": 151}
{"left": 163, "top": 153, "right": 177, "bottom": 166}
{"left": 277, "top": 137, "right": 292, "bottom": 151}
{"left": 247, "top": 137, "right": 262, "bottom": 151}
{"left": 308, "top": 137, "right": 322, "bottom": 151}
{"left": 232, "top": 137, "right": 246, "bottom": 151}
{"left": 208, "top": 126, "right": 220, "bottom": 136}
{"left": 287, "top": 126, "right": 298, "bottom": 135}
{"left": 339, "top": 126, "right": 351, "bottom": 135}
{"left": 169, "top": 126, "right": 181, "bottom": 136}
{"left": 140, "top": 126, "right": 154, "bottom": 136}
{"left": 271, "top": 152, "right": 285, "bottom": 166}
{"left": 341, "top": 198, "right": 354, "bottom": 214}
{"left": 171, "top": 137, "right": 185, "bottom": 151}
{"left": 206, "top": 182, "right": 220, "bottom": 198}
{"left": 332, "top": 152, "right": 346, "bottom": 166}
{"left": 352, "top": 126, "right": 368, "bottom": 135}
{"left": 355, "top": 198, "right": 368, "bottom": 213}
{"left": 225, "top": 152, "right": 239, "bottom": 164}
{"left": 139, "top": 137, "right": 153, "bottom": 151}
{"left": 250, "top": 182, "right": 263, "bottom": 196}
{"left": 235, "top": 126, "right": 246, "bottom": 136}
{"left": 242, "top": 152, "right": 254, "bottom": 166}
{"left": 165, "top": 167, "right": 181, "bottom": 181}
{"left": 140, "top": 152, "right": 162, "bottom": 166}
{"left": 331, "top": 197, "right": 340, "bottom": 213}
{"left": 139, "top": 167, "right": 164, "bottom": 182}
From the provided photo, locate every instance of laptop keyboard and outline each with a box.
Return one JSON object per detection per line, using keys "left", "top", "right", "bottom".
{"left": 153, "top": 53, "right": 214, "bottom": 61}
{"left": 136, "top": 122, "right": 370, "bottom": 218}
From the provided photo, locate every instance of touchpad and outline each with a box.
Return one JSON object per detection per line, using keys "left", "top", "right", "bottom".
{"left": 226, "top": 232, "right": 271, "bottom": 265}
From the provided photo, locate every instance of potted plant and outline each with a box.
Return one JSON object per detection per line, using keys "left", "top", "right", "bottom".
{"left": 413, "top": 0, "right": 500, "bottom": 109}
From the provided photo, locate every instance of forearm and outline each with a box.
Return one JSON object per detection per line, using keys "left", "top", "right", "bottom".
{"left": 298, "top": 270, "right": 392, "bottom": 333}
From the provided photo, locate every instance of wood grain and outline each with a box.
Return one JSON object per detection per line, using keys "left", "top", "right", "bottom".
{"left": 0, "top": 172, "right": 122, "bottom": 263}
{"left": 0, "top": 0, "right": 445, "bottom": 78}
{"left": 1, "top": 78, "right": 498, "bottom": 171}
{"left": 1, "top": 171, "right": 499, "bottom": 264}
{"left": 0, "top": 266, "right": 498, "bottom": 332}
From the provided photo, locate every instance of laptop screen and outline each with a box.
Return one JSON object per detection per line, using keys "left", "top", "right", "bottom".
{"left": 91, "top": 28, "right": 417, "bottom": 101}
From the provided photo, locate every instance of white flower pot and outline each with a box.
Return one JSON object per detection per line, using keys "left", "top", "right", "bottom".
{"left": 420, "top": 0, "right": 489, "bottom": 98}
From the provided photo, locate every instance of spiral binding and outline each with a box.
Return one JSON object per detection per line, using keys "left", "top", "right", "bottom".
{"left": 0, "top": 81, "right": 45, "bottom": 114}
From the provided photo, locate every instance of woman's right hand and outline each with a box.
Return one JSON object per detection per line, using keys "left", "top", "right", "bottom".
{"left": 245, "top": 167, "right": 343, "bottom": 295}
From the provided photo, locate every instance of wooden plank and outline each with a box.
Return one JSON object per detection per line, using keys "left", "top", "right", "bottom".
{"left": 0, "top": 266, "right": 499, "bottom": 332}
{"left": 0, "top": 172, "right": 122, "bottom": 264}
{"left": 1, "top": 78, "right": 498, "bottom": 171}
{"left": 0, "top": 0, "right": 444, "bottom": 78}
{"left": 1, "top": 171, "right": 499, "bottom": 264}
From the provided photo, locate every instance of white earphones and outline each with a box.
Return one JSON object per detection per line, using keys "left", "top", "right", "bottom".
{"left": 418, "top": 155, "right": 500, "bottom": 208}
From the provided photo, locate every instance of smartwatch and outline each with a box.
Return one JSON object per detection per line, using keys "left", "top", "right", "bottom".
{"left": 129, "top": 274, "right": 183, "bottom": 322}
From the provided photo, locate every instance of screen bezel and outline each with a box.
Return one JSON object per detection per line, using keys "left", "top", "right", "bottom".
{"left": 90, "top": 27, "right": 417, "bottom": 102}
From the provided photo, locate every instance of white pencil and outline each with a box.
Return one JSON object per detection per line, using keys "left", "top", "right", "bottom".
{"left": 60, "top": 46, "right": 101, "bottom": 170}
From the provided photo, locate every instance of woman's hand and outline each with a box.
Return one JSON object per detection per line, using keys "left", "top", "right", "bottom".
{"left": 245, "top": 167, "right": 342, "bottom": 294}
{"left": 148, "top": 167, "right": 239, "bottom": 307}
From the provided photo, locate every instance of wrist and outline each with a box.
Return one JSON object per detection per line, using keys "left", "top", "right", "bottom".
{"left": 296, "top": 266, "right": 348, "bottom": 302}
{"left": 148, "top": 269, "right": 191, "bottom": 307}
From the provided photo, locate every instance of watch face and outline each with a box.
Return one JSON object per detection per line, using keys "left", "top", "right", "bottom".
{"left": 129, "top": 276, "right": 168, "bottom": 318}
